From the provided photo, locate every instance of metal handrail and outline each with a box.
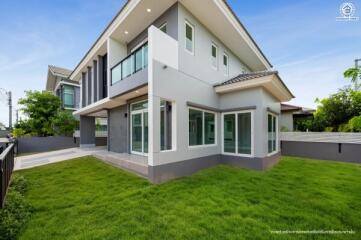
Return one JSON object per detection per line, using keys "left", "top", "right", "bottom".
{"left": 111, "top": 41, "right": 148, "bottom": 85}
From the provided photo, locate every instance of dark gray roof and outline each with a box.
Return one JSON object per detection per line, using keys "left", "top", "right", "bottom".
{"left": 214, "top": 71, "right": 278, "bottom": 87}
{"left": 48, "top": 65, "right": 72, "bottom": 77}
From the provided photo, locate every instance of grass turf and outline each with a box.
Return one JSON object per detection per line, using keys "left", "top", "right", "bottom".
{"left": 15, "top": 156, "right": 361, "bottom": 240}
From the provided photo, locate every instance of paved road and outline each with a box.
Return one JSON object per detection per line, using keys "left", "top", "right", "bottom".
{"left": 15, "top": 147, "right": 106, "bottom": 170}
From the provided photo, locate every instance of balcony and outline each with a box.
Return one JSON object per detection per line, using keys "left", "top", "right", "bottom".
{"left": 111, "top": 42, "right": 148, "bottom": 85}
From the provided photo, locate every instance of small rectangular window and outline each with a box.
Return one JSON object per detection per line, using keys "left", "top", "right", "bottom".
{"left": 160, "top": 99, "right": 173, "bottom": 151}
{"left": 211, "top": 44, "right": 217, "bottom": 69}
{"left": 159, "top": 23, "right": 167, "bottom": 33}
{"left": 223, "top": 54, "right": 229, "bottom": 75}
{"left": 268, "top": 113, "right": 278, "bottom": 154}
{"left": 185, "top": 21, "right": 194, "bottom": 54}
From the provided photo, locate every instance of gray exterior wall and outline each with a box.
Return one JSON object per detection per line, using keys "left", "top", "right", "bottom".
{"left": 281, "top": 141, "right": 361, "bottom": 164}
{"left": 177, "top": 3, "right": 251, "bottom": 85}
{"left": 108, "top": 105, "right": 129, "bottom": 153}
{"left": 127, "top": 3, "right": 179, "bottom": 53}
{"left": 80, "top": 116, "right": 95, "bottom": 147}
{"left": 280, "top": 112, "right": 294, "bottom": 131}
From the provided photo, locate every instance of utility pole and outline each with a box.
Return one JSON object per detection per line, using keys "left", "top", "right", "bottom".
{"left": 355, "top": 58, "right": 361, "bottom": 68}
{"left": 0, "top": 88, "right": 12, "bottom": 129}
{"left": 8, "top": 91, "right": 12, "bottom": 129}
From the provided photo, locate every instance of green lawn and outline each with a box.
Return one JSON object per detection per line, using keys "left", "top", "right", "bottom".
{"left": 16, "top": 156, "right": 361, "bottom": 240}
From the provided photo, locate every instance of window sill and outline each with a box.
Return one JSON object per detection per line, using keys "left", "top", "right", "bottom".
{"left": 188, "top": 144, "right": 217, "bottom": 149}
{"left": 222, "top": 152, "right": 253, "bottom": 158}
{"left": 267, "top": 150, "right": 279, "bottom": 157}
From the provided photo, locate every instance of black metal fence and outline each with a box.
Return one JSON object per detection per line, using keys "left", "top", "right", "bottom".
{"left": 0, "top": 142, "right": 15, "bottom": 208}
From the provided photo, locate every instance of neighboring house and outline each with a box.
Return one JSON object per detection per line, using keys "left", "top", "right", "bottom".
{"left": 46, "top": 65, "right": 80, "bottom": 111}
{"left": 280, "top": 103, "right": 315, "bottom": 131}
{"left": 70, "top": 0, "right": 294, "bottom": 183}
{"left": 46, "top": 65, "right": 108, "bottom": 128}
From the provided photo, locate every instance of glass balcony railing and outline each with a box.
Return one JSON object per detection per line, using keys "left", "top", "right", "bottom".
{"left": 111, "top": 42, "right": 148, "bottom": 85}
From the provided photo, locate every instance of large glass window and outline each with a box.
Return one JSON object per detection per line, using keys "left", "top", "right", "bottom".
{"left": 268, "top": 114, "right": 278, "bottom": 154}
{"left": 185, "top": 21, "right": 194, "bottom": 54}
{"left": 223, "top": 111, "right": 253, "bottom": 156}
{"left": 238, "top": 112, "right": 251, "bottom": 154}
{"left": 63, "top": 85, "right": 74, "bottom": 108}
{"left": 223, "top": 114, "right": 235, "bottom": 153}
{"left": 189, "top": 108, "right": 216, "bottom": 146}
{"left": 211, "top": 44, "right": 218, "bottom": 69}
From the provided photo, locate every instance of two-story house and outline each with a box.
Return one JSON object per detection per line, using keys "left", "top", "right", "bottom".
{"left": 70, "top": 0, "right": 294, "bottom": 183}
{"left": 46, "top": 65, "right": 80, "bottom": 111}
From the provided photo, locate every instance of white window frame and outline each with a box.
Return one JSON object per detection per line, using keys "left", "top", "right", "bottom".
{"left": 185, "top": 20, "right": 195, "bottom": 55}
{"left": 159, "top": 22, "right": 167, "bottom": 33}
{"left": 267, "top": 112, "right": 278, "bottom": 156}
{"left": 188, "top": 107, "right": 217, "bottom": 148}
{"left": 130, "top": 100, "right": 148, "bottom": 156}
{"left": 221, "top": 110, "right": 254, "bottom": 157}
{"left": 160, "top": 98, "right": 177, "bottom": 153}
{"left": 223, "top": 53, "right": 229, "bottom": 76}
{"left": 211, "top": 43, "right": 218, "bottom": 69}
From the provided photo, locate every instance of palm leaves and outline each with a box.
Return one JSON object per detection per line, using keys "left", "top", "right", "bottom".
{"left": 344, "top": 67, "right": 360, "bottom": 90}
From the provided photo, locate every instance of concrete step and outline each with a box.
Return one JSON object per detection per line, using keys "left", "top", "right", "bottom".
{"left": 93, "top": 152, "right": 148, "bottom": 178}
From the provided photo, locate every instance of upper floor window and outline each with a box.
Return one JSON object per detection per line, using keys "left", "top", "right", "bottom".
{"left": 223, "top": 53, "right": 229, "bottom": 75}
{"left": 211, "top": 43, "right": 218, "bottom": 69}
{"left": 63, "top": 85, "right": 75, "bottom": 108}
{"left": 159, "top": 23, "right": 167, "bottom": 33}
{"left": 185, "top": 21, "right": 194, "bottom": 54}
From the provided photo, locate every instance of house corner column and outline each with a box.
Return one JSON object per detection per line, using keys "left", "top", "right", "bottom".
{"left": 80, "top": 115, "right": 96, "bottom": 148}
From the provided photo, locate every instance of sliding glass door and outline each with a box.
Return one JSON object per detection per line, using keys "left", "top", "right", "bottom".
{"left": 222, "top": 111, "right": 253, "bottom": 157}
{"left": 130, "top": 100, "right": 148, "bottom": 155}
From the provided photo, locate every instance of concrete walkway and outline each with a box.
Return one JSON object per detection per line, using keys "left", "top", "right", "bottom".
{"left": 15, "top": 147, "right": 106, "bottom": 170}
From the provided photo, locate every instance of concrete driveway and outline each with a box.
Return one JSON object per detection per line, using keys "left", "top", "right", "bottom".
{"left": 15, "top": 147, "right": 106, "bottom": 170}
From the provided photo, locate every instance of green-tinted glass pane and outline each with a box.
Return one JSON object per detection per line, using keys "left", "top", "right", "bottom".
{"left": 132, "top": 113, "right": 142, "bottom": 152}
{"left": 135, "top": 48, "right": 143, "bottom": 72}
{"left": 111, "top": 64, "right": 122, "bottom": 84}
{"left": 160, "top": 24, "right": 167, "bottom": 33}
{"left": 189, "top": 109, "right": 203, "bottom": 146}
{"left": 186, "top": 24, "right": 193, "bottom": 52}
{"left": 238, "top": 112, "right": 251, "bottom": 154}
{"left": 268, "top": 114, "right": 273, "bottom": 153}
{"left": 160, "top": 106, "right": 165, "bottom": 151}
{"left": 204, "top": 112, "right": 215, "bottom": 144}
{"left": 224, "top": 114, "right": 235, "bottom": 153}
{"left": 212, "top": 45, "right": 217, "bottom": 57}
{"left": 63, "top": 86, "right": 74, "bottom": 107}
{"left": 272, "top": 116, "right": 276, "bottom": 152}
{"left": 144, "top": 112, "right": 148, "bottom": 153}
{"left": 144, "top": 45, "right": 148, "bottom": 67}
{"left": 131, "top": 101, "right": 148, "bottom": 111}
{"left": 223, "top": 55, "right": 228, "bottom": 66}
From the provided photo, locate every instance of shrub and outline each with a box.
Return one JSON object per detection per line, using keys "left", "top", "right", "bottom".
{"left": 0, "top": 175, "right": 32, "bottom": 240}
{"left": 348, "top": 116, "right": 361, "bottom": 132}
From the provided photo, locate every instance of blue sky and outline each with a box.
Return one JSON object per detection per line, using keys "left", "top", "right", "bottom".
{"left": 0, "top": 0, "right": 360, "bottom": 126}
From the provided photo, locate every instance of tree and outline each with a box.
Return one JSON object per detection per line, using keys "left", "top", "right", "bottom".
{"left": 52, "top": 110, "right": 78, "bottom": 136}
{"left": 18, "top": 91, "right": 61, "bottom": 136}
{"left": 344, "top": 67, "right": 360, "bottom": 90}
